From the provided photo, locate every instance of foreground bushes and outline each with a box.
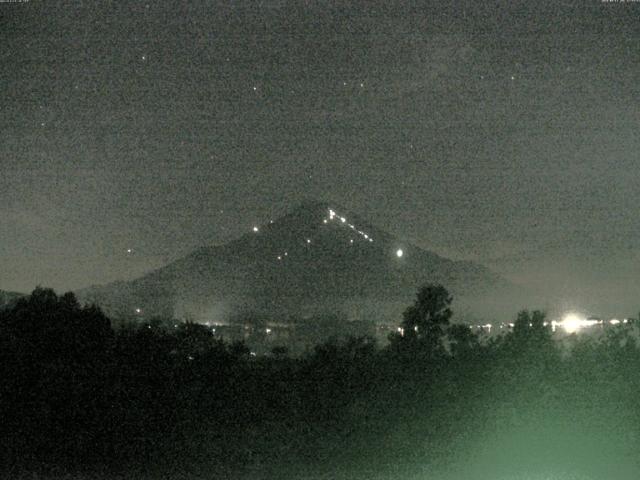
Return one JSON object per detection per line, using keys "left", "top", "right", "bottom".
{"left": 2, "top": 287, "right": 640, "bottom": 479}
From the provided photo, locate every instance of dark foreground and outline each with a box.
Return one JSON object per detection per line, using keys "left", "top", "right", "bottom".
{"left": 2, "top": 286, "right": 639, "bottom": 480}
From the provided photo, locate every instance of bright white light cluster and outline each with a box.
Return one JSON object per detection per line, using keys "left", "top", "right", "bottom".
{"left": 326, "top": 208, "right": 374, "bottom": 244}
{"left": 553, "top": 315, "right": 630, "bottom": 333}
{"left": 474, "top": 316, "right": 631, "bottom": 334}
{"left": 552, "top": 314, "right": 601, "bottom": 333}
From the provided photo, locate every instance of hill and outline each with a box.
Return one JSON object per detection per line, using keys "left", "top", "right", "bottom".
{"left": 79, "top": 201, "right": 519, "bottom": 323}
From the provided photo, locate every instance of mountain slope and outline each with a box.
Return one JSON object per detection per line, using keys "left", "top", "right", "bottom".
{"left": 79, "top": 201, "right": 517, "bottom": 322}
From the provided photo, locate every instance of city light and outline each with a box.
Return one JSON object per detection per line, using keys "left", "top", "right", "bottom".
{"left": 557, "top": 313, "right": 601, "bottom": 333}
{"left": 561, "top": 313, "right": 583, "bottom": 334}
{"left": 396, "top": 248, "right": 403, "bottom": 258}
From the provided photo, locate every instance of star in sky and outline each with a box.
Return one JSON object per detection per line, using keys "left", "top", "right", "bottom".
{"left": 2, "top": 1, "right": 640, "bottom": 317}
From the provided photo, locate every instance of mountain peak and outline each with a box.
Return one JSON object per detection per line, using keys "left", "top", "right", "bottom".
{"left": 292, "top": 198, "right": 332, "bottom": 212}
{"left": 78, "top": 201, "right": 517, "bottom": 322}
{"left": 275, "top": 199, "right": 344, "bottom": 226}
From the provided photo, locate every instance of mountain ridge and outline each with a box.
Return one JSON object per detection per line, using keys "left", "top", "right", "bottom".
{"left": 78, "top": 201, "right": 518, "bottom": 322}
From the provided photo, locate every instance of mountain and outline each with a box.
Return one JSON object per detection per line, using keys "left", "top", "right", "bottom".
{"left": 79, "top": 201, "right": 519, "bottom": 323}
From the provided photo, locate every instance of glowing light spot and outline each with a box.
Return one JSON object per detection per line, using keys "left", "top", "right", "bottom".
{"left": 135, "top": 308, "right": 142, "bottom": 314}
{"left": 284, "top": 252, "right": 288, "bottom": 256}
{"left": 340, "top": 217, "right": 346, "bottom": 223}
{"left": 306, "top": 239, "right": 311, "bottom": 244}
{"left": 561, "top": 313, "right": 584, "bottom": 333}
{"left": 252, "top": 226, "right": 259, "bottom": 232}
{"left": 350, "top": 239, "right": 354, "bottom": 244}
{"left": 396, "top": 248, "right": 404, "bottom": 258}
{"left": 265, "top": 328, "right": 272, "bottom": 334}
{"left": 277, "top": 256, "right": 282, "bottom": 260}
{"left": 127, "top": 248, "right": 133, "bottom": 254}
{"left": 363, "top": 234, "right": 368, "bottom": 239}
{"left": 562, "top": 315, "right": 582, "bottom": 333}
{"left": 323, "top": 219, "right": 328, "bottom": 224}
{"left": 610, "top": 319, "right": 621, "bottom": 325}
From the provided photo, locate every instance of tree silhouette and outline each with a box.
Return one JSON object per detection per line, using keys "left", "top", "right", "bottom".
{"left": 271, "top": 345, "right": 289, "bottom": 358}
{"left": 447, "top": 323, "right": 480, "bottom": 359}
{"left": 229, "top": 339, "right": 251, "bottom": 358}
{"left": 390, "top": 284, "right": 453, "bottom": 358}
{"left": 512, "top": 309, "right": 551, "bottom": 345}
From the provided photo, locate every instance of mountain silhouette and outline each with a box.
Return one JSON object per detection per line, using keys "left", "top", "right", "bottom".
{"left": 79, "top": 201, "right": 518, "bottom": 323}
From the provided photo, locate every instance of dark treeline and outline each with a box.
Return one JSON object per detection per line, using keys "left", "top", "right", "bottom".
{"left": 2, "top": 286, "right": 640, "bottom": 479}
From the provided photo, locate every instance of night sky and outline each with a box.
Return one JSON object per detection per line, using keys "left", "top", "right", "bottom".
{"left": 2, "top": 1, "right": 640, "bottom": 315}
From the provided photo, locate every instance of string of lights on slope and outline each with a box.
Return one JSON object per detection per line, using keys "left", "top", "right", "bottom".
{"left": 251, "top": 207, "right": 404, "bottom": 261}
{"left": 133, "top": 208, "right": 401, "bottom": 315}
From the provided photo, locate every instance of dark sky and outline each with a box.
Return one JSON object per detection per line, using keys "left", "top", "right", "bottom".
{"left": 2, "top": 1, "right": 640, "bottom": 315}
